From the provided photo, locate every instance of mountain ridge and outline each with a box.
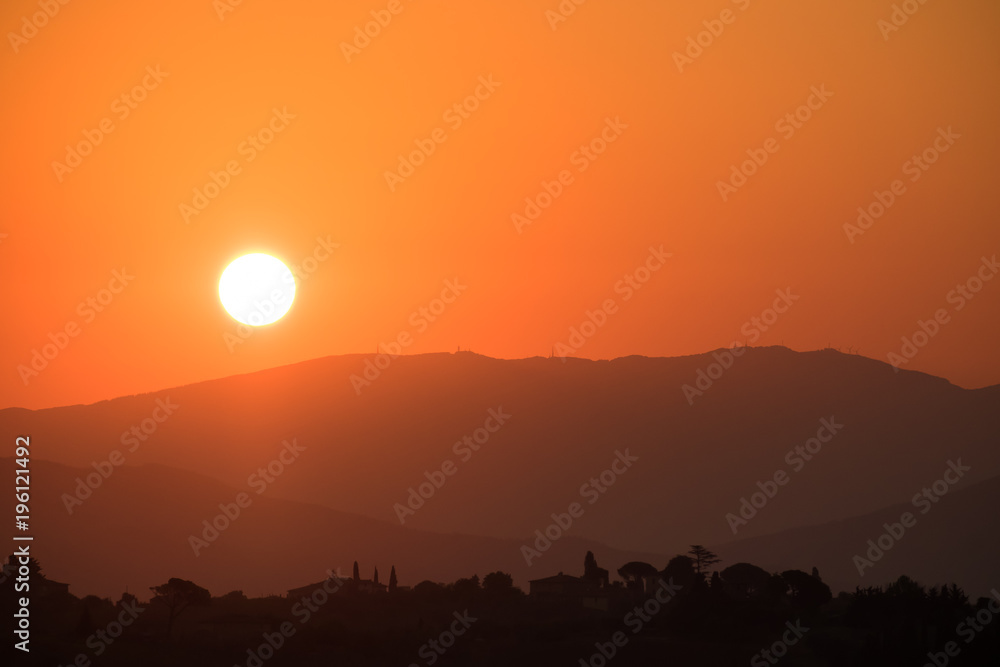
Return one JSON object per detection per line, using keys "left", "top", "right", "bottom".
{"left": 3, "top": 346, "right": 996, "bottom": 566}
{"left": 4, "top": 346, "right": 993, "bottom": 414}
{"left": 1, "top": 456, "right": 666, "bottom": 599}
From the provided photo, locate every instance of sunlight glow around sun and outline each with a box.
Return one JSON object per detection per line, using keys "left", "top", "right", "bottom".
{"left": 219, "top": 253, "right": 295, "bottom": 326}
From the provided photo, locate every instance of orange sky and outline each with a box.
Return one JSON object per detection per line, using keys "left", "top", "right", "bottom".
{"left": 2, "top": 0, "right": 998, "bottom": 409}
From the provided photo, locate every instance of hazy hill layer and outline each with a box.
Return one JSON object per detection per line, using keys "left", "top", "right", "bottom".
{"left": 3, "top": 348, "right": 997, "bottom": 557}
{"left": 1, "top": 457, "right": 663, "bottom": 599}
{"left": 716, "top": 471, "right": 1000, "bottom": 598}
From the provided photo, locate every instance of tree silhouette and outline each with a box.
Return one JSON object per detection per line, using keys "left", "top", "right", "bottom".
{"left": 720, "top": 562, "right": 771, "bottom": 598}
{"left": 353, "top": 561, "right": 360, "bottom": 582}
{"left": 149, "top": 578, "right": 211, "bottom": 639}
{"left": 217, "top": 590, "right": 247, "bottom": 603}
{"left": 413, "top": 580, "right": 447, "bottom": 598}
{"left": 374, "top": 566, "right": 380, "bottom": 585}
{"left": 117, "top": 591, "right": 139, "bottom": 610}
{"left": 661, "top": 555, "right": 696, "bottom": 588}
{"left": 482, "top": 571, "right": 517, "bottom": 596}
{"left": 687, "top": 545, "right": 721, "bottom": 576}
{"left": 617, "top": 561, "right": 658, "bottom": 593}
{"left": 941, "top": 583, "right": 968, "bottom": 607}
{"left": 452, "top": 575, "right": 481, "bottom": 597}
{"left": 1, "top": 548, "right": 990, "bottom": 663}
{"left": 766, "top": 573, "right": 789, "bottom": 599}
{"left": 781, "top": 569, "right": 832, "bottom": 610}
{"left": 584, "top": 551, "right": 610, "bottom": 587}
{"left": 4, "top": 554, "right": 42, "bottom": 580}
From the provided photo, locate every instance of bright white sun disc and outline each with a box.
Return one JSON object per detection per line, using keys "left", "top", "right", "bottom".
{"left": 219, "top": 253, "right": 295, "bottom": 326}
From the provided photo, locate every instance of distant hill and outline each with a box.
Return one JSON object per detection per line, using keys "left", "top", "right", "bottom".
{"left": 714, "top": 471, "right": 1000, "bottom": 598}
{"left": 0, "top": 457, "right": 663, "bottom": 599}
{"left": 2, "top": 347, "right": 997, "bottom": 558}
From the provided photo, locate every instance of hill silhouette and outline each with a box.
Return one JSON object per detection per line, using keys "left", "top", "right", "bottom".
{"left": 715, "top": 470, "right": 1000, "bottom": 597}
{"left": 0, "top": 457, "right": 665, "bottom": 599}
{"left": 2, "top": 347, "right": 996, "bottom": 559}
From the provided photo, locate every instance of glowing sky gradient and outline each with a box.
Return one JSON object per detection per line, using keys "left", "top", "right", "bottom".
{"left": 2, "top": 0, "right": 998, "bottom": 409}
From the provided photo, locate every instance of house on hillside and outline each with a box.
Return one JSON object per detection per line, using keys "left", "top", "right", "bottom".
{"left": 287, "top": 564, "right": 387, "bottom": 599}
{"left": 355, "top": 578, "right": 388, "bottom": 594}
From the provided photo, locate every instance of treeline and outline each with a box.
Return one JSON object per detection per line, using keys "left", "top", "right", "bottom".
{"left": 4, "top": 551, "right": 1000, "bottom": 666}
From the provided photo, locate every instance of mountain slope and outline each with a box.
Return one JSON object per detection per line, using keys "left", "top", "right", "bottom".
{"left": 2, "top": 347, "right": 997, "bottom": 556}
{"left": 714, "top": 471, "right": 1000, "bottom": 598}
{"left": 1, "top": 457, "right": 663, "bottom": 599}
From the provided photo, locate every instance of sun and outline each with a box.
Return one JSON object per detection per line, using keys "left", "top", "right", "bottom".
{"left": 219, "top": 253, "right": 295, "bottom": 326}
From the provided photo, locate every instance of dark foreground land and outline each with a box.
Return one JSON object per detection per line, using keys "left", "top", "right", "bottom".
{"left": 6, "top": 562, "right": 1000, "bottom": 667}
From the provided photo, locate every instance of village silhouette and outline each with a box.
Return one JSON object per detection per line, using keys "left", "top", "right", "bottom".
{"left": 5, "top": 545, "right": 999, "bottom": 666}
